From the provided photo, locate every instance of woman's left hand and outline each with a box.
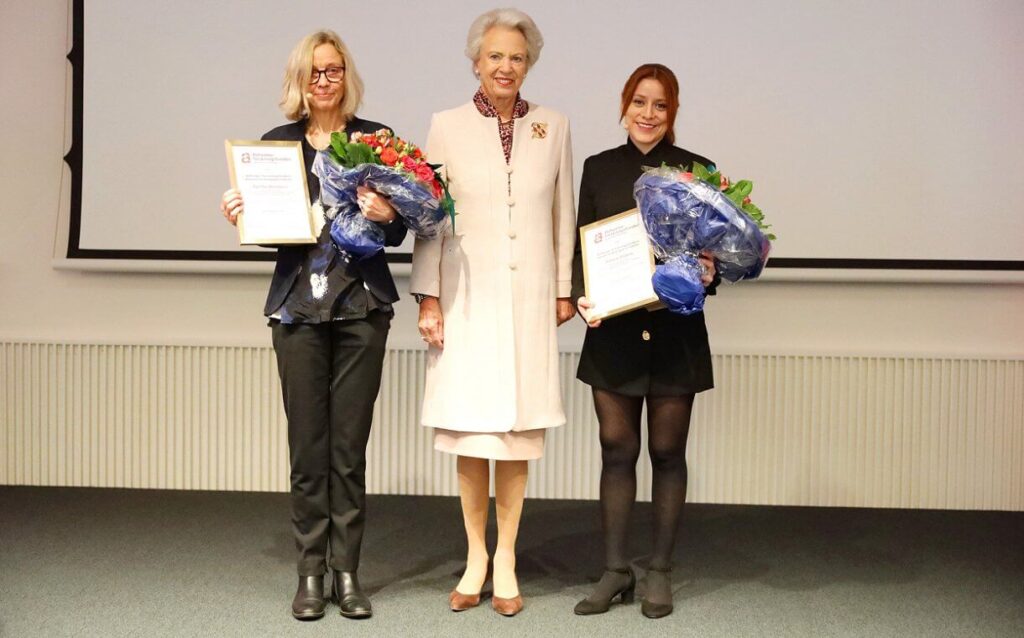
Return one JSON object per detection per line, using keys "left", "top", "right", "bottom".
{"left": 699, "top": 251, "right": 716, "bottom": 287}
{"left": 356, "top": 186, "right": 397, "bottom": 224}
{"left": 556, "top": 297, "right": 576, "bottom": 326}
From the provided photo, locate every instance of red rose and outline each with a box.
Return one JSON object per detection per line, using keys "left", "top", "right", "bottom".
{"left": 679, "top": 172, "right": 693, "bottom": 182}
{"left": 380, "top": 147, "right": 399, "bottom": 166}
{"left": 402, "top": 156, "right": 418, "bottom": 171}
{"left": 412, "top": 148, "right": 423, "bottom": 160}
{"left": 431, "top": 180, "right": 443, "bottom": 198}
{"left": 414, "top": 163, "right": 435, "bottom": 183}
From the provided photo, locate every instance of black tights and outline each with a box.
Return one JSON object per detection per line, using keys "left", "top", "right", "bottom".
{"left": 593, "top": 388, "right": 694, "bottom": 571}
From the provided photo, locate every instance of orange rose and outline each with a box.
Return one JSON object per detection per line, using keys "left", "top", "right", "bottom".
{"left": 380, "top": 147, "right": 399, "bottom": 166}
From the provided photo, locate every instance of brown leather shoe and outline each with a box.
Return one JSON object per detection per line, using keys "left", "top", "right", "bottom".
{"left": 450, "top": 559, "right": 491, "bottom": 611}
{"left": 449, "top": 588, "right": 482, "bottom": 611}
{"left": 491, "top": 594, "right": 524, "bottom": 616}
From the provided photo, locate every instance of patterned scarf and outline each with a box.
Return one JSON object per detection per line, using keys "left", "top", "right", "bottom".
{"left": 473, "top": 88, "right": 528, "bottom": 164}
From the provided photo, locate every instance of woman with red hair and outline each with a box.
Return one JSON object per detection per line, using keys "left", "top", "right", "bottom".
{"left": 570, "top": 63, "right": 719, "bottom": 619}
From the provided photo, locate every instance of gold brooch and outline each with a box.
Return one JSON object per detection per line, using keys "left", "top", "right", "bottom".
{"left": 531, "top": 122, "right": 548, "bottom": 139}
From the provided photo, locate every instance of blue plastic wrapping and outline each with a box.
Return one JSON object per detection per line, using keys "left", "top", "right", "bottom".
{"left": 313, "top": 152, "right": 451, "bottom": 259}
{"left": 634, "top": 167, "right": 771, "bottom": 283}
{"left": 328, "top": 206, "right": 385, "bottom": 260}
{"left": 651, "top": 254, "right": 706, "bottom": 315}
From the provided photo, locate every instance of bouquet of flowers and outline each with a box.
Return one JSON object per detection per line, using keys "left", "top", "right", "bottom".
{"left": 634, "top": 162, "right": 774, "bottom": 315}
{"left": 312, "top": 129, "right": 456, "bottom": 259}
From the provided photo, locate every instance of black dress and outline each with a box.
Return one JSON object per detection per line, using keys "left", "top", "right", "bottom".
{"left": 570, "top": 137, "right": 716, "bottom": 397}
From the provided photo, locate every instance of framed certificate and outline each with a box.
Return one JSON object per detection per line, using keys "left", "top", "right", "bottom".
{"left": 224, "top": 140, "right": 317, "bottom": 245}
{"left": 580, "top": 208, "right": 662, "bottom": 320}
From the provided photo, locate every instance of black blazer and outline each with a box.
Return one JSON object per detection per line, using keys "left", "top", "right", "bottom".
{"left": 260, "top": 116, "right": 407, "bottom": 316}
{"left": 571, "top": 137, "right": 716, "bottom": 396}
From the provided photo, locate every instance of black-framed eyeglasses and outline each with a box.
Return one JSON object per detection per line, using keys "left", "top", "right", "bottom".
{"left": 309, "top": 66, "right": 345, "bottom": 84}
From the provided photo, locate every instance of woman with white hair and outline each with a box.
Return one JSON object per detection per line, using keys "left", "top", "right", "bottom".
{"left": 410, "top": 7, "right": 577, "bottom": 617}
{"left": 220, "top": 30, "right": 405, "bottom": 621}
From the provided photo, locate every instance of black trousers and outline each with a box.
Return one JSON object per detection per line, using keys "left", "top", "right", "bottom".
{"left": 271, "top": 311, "right": 390, "bottom": 576}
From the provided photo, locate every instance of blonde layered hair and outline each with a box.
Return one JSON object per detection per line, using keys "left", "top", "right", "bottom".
{"left": 280, "top": 30, "right": 364, "bottom": 121}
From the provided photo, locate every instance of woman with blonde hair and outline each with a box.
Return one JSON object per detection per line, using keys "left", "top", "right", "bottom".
{"left": 220, "top": 30, "right": 405, "bottom": 621}
{"left": 411, "top": 7, "right": 576, "bottom": 617}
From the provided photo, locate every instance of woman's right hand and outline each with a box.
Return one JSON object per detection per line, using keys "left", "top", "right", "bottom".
{"left": 577, "top": 297, "right": 602, "bottom": 329}
{"left": 220, "top": 188, "right": 243, "bottom": 226}
{"left": 418, "top": 296, "right": 444, "bottom": 348}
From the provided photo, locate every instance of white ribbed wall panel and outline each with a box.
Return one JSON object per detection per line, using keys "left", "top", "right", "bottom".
{"left": 0, "top": 343, "right": 289, "bottom": 491}
{"left": 2, "top": 342, "right": 1022, "bottom": 510}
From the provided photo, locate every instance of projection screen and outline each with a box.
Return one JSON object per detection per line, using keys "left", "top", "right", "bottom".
{"left": 61, "top": 0, "right": 1024, "bottom": 278}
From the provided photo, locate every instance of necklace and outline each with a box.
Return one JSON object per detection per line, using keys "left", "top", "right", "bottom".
{"left": 305, "top": 120, "right": 346, "bottom": 151}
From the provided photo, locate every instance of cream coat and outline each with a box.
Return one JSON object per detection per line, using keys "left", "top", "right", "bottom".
{"left": 410, "top": 101, "right": 576, "bottom": 433}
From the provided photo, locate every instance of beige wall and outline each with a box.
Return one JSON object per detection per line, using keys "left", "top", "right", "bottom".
{"left": 3, "top": 2, "right": 1023, "bottom": 508}
{"left": 2, "top": 1, "right": 1023, "bottom": 355}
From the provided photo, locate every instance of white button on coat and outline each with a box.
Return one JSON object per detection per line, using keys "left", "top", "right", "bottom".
{"left": 410, "top": 101, "right": 576, "bottom": 433}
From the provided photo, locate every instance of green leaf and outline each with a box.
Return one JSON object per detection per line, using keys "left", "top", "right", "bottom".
{"left": 328, "top": 135, "right": 348, "bottom": 165}
{"left": 737, "top": 200, "right": 775, "bottom": 239}
{"left": 347, "top": 143, "right": 376, "bottom": 166}
{"left": 730, "top": 180, "right": 753, "bottom": 200}
{"left": 690, "top": 161, "right": 712, "bottom": 182}
{"left": 439, "top": 178, "right": 457, "bottom": 233}
{"left": 686, "top": 165, "right": 774, "bottom": 240}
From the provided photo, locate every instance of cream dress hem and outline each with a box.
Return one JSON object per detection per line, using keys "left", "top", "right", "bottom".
{"left": 433, "top": 428, "right": 546, "bottom": 461}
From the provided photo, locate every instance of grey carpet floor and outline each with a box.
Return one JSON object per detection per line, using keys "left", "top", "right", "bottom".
{"left": 0, "top": 487, "right": 1022, "bottom": 637}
